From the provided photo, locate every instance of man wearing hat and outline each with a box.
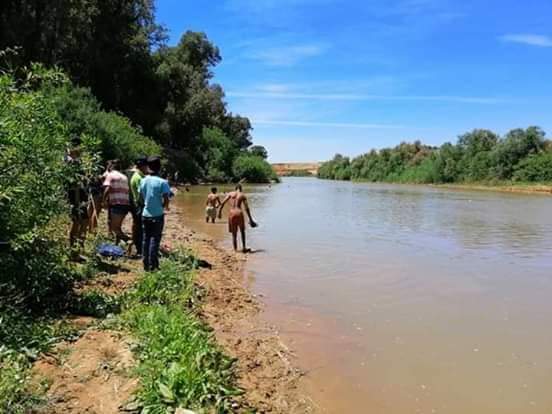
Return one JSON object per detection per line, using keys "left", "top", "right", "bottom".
{"left": 130, "top": 156, "right": 148, "bottom": 257}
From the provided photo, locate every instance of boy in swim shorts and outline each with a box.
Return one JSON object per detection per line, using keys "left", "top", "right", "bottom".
{"left": 205, "top": 187, "right": 221, "bottom": 223}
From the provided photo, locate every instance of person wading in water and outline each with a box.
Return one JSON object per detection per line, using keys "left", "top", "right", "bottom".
{"left": 205, "top": 187, "right": 221, "bottom": 223}
{"left": 218, "top": 184, "right": 257, "bottom": 252}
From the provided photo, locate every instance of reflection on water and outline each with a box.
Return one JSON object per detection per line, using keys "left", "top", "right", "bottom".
{"left": 176, "top": 179, "right": 552, "bottom": 414}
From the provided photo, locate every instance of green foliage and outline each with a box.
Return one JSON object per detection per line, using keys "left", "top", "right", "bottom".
{"left": 69, "top": 290, "right": 120, "bottom": 318}
{"left": 0, "top": 3, "right": 262, "bottom": 182}
{"left": 232, "top": 154, "right": 277, "bottom": 183}
{"left": 199, "top": 127, "right": 239, "bottom": 182}
{"left": 513, "top": 151, "right": 552, "bottom": 182}
{"left": 319, "top": 128, "right": 551, "bottom": 184}
{"left": 318, "top": 154, "right": 352, "bottom": 180}
{"left": 0, "top": 350, "right": 41, "bottom": 414}
{"left": 248, "top": 145, "right": 268, "bottom": 159}
{"left": 152, "top": 31, "right": 253, "bottom": 176}
{"left": 0, "top": 72, "right": 82, "bottom": 309}
{"left": 45, "top": 83, "right": 161, "bottom": 167}
{"left": 492, "top": 127, "right": 545, "bottom": 179}
{"left": 122, "top": 256, "right": 239, "bottom": 412}
{"left": 0, "top": 0, "right": 166, "bottom": 121}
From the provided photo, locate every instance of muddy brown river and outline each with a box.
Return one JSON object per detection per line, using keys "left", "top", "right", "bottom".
{"left": 176, "top": 178, "right": 552, "bottom": 414}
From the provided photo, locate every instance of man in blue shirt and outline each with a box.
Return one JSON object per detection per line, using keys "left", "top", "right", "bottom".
{"left": 139, "top": 156, "right": 171, "bottom": 271}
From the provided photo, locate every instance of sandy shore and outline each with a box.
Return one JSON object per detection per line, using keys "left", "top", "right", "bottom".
{"left": 433, "top": 183, "right": 552, "bottom": 195}
{"left": 33, "top": 207, "right": 313, "bottom": 413}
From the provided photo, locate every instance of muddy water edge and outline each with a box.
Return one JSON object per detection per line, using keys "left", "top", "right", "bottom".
{"left": 177, "top": 178, "right": 552, "bottom": 414}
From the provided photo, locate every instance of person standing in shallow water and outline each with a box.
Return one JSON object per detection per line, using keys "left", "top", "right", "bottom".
{"left": 139, "top": 156, "right": 171, "bottom": 271}
{"left": 218, "top": 184, "right": 257, "bottom": 252}
{"left": 205, "top": 187, "right": 221, "bottom": 223}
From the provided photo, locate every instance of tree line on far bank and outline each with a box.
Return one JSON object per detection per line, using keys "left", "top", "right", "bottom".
{"left": 0, "top": 0, "right": 276, "bottom": 183}
{"left": 318, "top": 127, "right": 552, "bottom": 184}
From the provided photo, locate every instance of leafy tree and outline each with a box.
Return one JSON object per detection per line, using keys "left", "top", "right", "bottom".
{"left": 0, "top": 69, "right": 79, "bottom": 309}
{"left": 492, "top": 127, "right": 545, "bottom": 179}
{"left": 45, "top": 82, "right": 161, "bottom": 167}
{"left": 199, "top": 127, "right": 238, "bottom": 182}
{"left": 319, "top": 127, "right": 550, "bottom": 184}
{"left": 249, "top": 145, "right": 268, "bottom": 159}
{"left": 0, "top": 5, "right": 262, "bottom": 182}
{"left": 0, "top": 0, "right": 166, "bottom": 119}
{"left": 513, "top": 151, "right": 552, "bottom": 182}
{"left": 232, "top": 154, "right": 276, "bottom": 183}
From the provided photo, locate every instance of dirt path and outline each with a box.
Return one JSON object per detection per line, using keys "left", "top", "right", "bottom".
{"left": 32, "top": 207, "right": 313, "bottom": 413}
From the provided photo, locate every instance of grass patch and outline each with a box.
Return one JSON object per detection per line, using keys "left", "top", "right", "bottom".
{"left": 69, "top": 290, "right": 121, "bottom": 318}
{"left": 0, "top": 350, "right": 43, "bottom": 414}
{"left": 121, "top": 254, "right": 240, "bottom": 413}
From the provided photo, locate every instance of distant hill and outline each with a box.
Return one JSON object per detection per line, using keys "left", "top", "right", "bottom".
{"left": 272, "top": 162, "right": 320, "bottom": 177}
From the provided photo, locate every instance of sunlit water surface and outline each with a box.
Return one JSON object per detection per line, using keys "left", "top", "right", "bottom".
{"left": 176, "top": 178, "right": 552, "bottom": 414}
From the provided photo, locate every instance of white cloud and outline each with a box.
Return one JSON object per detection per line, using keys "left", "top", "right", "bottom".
{"left": 500, "top": 34, "right": 552, "bottom": 48}
{"left": 256, "top": 83, "right": 293, "bottom": 93}
{"left": 248, "top": 44, "right": 327, "bottom": 66}
{"left": 254, "top": 120, "right": 404, "bottom": 129}
{"left": 227, "top": 91, "right": 509, "bottom": 104}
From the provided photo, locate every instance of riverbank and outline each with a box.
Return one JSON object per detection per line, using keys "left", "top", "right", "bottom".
{"left": 164, "top": 208, "right": 312, "bottom": 412}
{"left": 30, "top": 207, "right": 311, "bottom": 413}
{"left": 319, "top": 177, "right": 552, "bottom": 195}
{"left": 432, "top": 182, "right": 552, "bottom": 195}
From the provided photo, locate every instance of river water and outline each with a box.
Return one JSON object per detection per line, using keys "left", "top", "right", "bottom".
{"left": 176, "top": 178, "right": 552, "bottom": 414}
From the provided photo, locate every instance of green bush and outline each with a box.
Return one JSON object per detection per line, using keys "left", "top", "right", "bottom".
{"left": 46, "top": 84, "right": 161, "bottom": 167}
{"left": 319, "top": 127, "right": 551, "bottom": 184}
{"left": 232, "top": 154, "right": 276, "bottom": 183}
{"left": 0, "top": 351, "right": 39, "bottom": 414}
{"left": 0, "top": 72, "right": 80, "bottom": 310}
{"left": 69, "top": 290, "right": 121, "bottom": 318}
{"left": 199, "top": 127, "right": 238, "bottom": 182}
{"left": 513, "top": 151, "right": 552, "bottom": 182}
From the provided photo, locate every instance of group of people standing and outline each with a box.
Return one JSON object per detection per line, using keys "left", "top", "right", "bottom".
{"left": 66, "top": 137, "right": 171, "bottom": 271}
{"left": 67, "top": 137, "right": 259, "bottom": 268}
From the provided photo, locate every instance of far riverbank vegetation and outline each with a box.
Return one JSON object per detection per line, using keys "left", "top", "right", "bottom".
{"left": 318, "top": 127, "right": 552, "bottom": 185}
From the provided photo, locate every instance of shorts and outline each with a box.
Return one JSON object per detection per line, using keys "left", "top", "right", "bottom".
{"left": 71, "top": 205, "right": 89, "bottom": 220}
{"left": 228, "top": 209, "right": 245, "bottom": 233}
{"left": 206, "top": 206, "right": 217, "bottom": 219}
{"left": 110, "top": 204, "right": 130, "bottom": 216}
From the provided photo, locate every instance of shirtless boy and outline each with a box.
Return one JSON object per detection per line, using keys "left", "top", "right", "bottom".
{"left": 218, "top": 184, "right": 257, "bottom": 252}
{"left": 205, "top": 187, "right": 221, "bottom": 223}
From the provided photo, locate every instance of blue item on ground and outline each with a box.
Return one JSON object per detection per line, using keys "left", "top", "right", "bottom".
{"left": 97, "top": 243, "right": 125, "bottom": 258}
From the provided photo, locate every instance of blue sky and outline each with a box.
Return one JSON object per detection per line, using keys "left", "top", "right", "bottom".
{"left": 156, "top": 0, "right": 552, "bottom": 162}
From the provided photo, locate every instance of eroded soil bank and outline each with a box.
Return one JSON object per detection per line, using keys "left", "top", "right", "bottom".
{"left": 32, "top": 207, "right": 313, "bottom": 413}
